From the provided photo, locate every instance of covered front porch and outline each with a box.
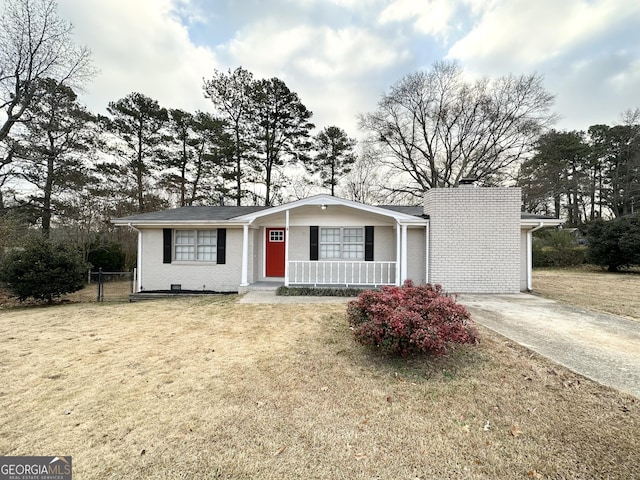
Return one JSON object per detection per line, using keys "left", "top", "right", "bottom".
{"left": 287, "top": 260, "right": 397, "bottom": 287}
{"left": 237, "top": 259, "right": 397, "bottom": 292}
{"left": 233, "top": 195, "right": 429, "bottom": 290}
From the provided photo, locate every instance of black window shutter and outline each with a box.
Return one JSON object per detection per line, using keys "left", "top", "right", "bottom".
{"left": 217, "top": 228, "right": 226, "bottom": 264}
{"left": 365, "top": 226, "right": 374, "bottom": 261}
{"left": 310, "top": 226, "right": 319, "bottom": 261}
{"left": 163, "top": 229, "right": 172, "bottom": 264}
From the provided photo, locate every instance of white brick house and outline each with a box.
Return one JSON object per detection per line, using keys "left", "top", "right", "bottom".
{"left": 112, "top": 188, "right": 561, "bottom": 294}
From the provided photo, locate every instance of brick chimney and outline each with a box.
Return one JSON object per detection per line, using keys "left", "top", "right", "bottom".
{"left": 423, "top": 187, "right": 521, "bottom": 293}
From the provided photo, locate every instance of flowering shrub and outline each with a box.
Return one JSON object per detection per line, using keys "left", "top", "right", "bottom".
{"left": 347, "top": 280, "right": 479, "bottom": 356}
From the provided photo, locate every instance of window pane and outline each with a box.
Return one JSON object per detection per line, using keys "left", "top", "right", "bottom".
{"left": 320, "top": 228, "right": 340, "bottom": 243}
{"left": 174, "top": 230, "right": 218, "bottom": 261}
{"left": 320, "top": 244, "right": 340, "bottom": 259}
{"left": 175, "top": 245, "right": 195, "bottom": 260}
{"left": 175, "top": 230, "right": 195, "bottom": 245}
{"left": 198, "top": 230, "right": 217, "bottom": 245}
{"left": 342, "top": 244, "right": 363, "bottom": 259}
{"left": 343, "top": 228, "right": 363, "bottom": 243}
{"left": 197, "top": 245, "right": 216, "bottom": 261}
{"left": 270, "top": 230, "right": 284, "bottom": 242}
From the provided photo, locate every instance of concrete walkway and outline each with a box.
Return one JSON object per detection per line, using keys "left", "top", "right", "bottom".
{"left": 238, "top": 290, "right": 352, "bottom": 304}
{"left": 459, "top": 294, "right": 640, "bottom": 399}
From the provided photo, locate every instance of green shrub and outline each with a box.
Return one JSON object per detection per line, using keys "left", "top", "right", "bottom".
{"left": 0, "top": 237, "right": 88, "bottom": 302}
{"left": 276, "top": 286, "right": 367, "bottom": 297}
{"left": 533, "top": 245, "right": 587, "bottom": 267}
{"left": 347, "top": 280, "right": 479, "bottom": 357}
{"left": 87, "top": 241, "right": 126, "bottom": 271}
{"left": 587, "top": 214, "right": 640, "bottom": 271}
{"left": 532, "top": 229, "right": 586, "bottom": 267}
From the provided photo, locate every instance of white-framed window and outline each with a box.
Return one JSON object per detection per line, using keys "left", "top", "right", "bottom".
{"left": 319, "top": 227, "right": 364, "bottom": 259}
{"left": 174, "top": 229, "right": 217, "bottom": 261}
{"left": 269, "top": 230, "right": 284, "bottom": 242}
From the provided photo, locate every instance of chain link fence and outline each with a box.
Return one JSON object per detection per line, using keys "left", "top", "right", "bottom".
{"left": 89, "top": 269, "right": 135, "bottom": 302}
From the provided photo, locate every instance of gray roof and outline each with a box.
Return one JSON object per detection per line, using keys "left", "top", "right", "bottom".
{"left": 521, "top": 212, "right": 559, "bottom": 220}
{"left": 113, "top": 204, "right": 559, "bottom": 223}
{"left": 114, "top": 205, "right": 269, "bottom": 222}
{"left": 113, "top": 204, "right": 428, "bottom": 223}
{"left": 379, "top": 205, "right": 427, "bottom": 217}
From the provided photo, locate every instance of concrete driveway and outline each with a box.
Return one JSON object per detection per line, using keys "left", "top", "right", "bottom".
{"left": 459, "top": 294, "right": 640, "bottom": 399}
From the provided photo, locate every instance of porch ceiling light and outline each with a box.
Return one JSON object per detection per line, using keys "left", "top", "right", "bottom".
{"left": 321, "top": 204, "right": 327, "bottom": 210}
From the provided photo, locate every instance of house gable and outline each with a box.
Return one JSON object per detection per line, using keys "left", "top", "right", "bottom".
{"left": 231, "top": 194, "right": 427, "bottom": 225}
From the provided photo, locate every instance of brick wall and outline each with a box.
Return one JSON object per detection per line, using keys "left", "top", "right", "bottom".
{"left": 424, "top": 187, "right": 521, "bottom": 293}
{"left": 140, "top": 228, "right": 244, "bottom": 292}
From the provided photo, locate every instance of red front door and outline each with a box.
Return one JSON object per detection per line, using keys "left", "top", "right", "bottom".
{"left": 265, "top": 228, "right": 286, "bottom": 277}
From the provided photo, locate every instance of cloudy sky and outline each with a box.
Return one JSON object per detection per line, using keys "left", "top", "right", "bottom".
{"left": 57, "top": 0, "right": 640, "bottom": 138}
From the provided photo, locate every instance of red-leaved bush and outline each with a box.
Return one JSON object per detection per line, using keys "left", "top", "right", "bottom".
{"left": 347, "top": 280, "right": 479, "bottom": 356}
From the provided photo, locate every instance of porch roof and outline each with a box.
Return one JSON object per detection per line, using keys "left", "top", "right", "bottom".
{"left": 232, "top": 194, "right": 428, "bottom": 224}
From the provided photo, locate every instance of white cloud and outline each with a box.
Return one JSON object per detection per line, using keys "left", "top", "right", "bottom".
{"left": 448, "top": 0, "right": 640, "bottom": 70}
{"left": 550, "top": 52, "right": 640, "bottom": 129}
{"left": 608, "top": 58, "right": 640, "bottom": 93}
{"left": 378, "top": 0, "right": 458, "bottom": 38}
{"left": 296, "top": 27, "right": 409, "bottom": 77}
{"left": 172, "top": 0, "right": 209, "bottom": 25}
{"left": 58, "top": 0, "right": 219, "bottom": 113}
{"left": 289, "top": 0, "right": 382, "bottom": 9}
{"left": 222, "top": 21, "right": 407, "bottom": 78}
{"left": 218, "top": 20, "right": 410, "bottom": 132}
{"left": 222, "top": 22, "right": 312, "bottom": 76}
{"left": 52, "top": 0, "right": 640, "bottom": 136}
{"left": 439, "top": 0, "right": 640, "bottom": 129}
{"left": 297, "top": 80, "right": 373, "bottom": 135}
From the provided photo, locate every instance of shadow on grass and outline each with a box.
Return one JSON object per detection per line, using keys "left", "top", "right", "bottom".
{"left": 358, "top": 342, "right": 487, "bottom": 383}
{"left": 319, "top": 310, "right": 488, "bottom": 384}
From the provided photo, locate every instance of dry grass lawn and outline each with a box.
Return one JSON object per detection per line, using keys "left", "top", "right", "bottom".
{"left": 533, "top": 267, "right": 640, "bottom": 320}
{"left": 1, "top": 291, "right": 640, "bottom": 479}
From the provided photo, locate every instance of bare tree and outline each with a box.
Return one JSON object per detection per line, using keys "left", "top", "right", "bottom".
{"left": 359, "top": 61, "right": 557, "bottom": 198}
{"left": 0, "top": 0, "right": 93, "bottom": 143}
{"left": 342, "top": 143, "right": 405, "bottom": 205}
{"left": 0, "top": 147, "right": 16, "bottom": 213}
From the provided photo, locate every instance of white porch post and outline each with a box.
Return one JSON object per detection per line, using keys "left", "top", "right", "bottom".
{"left": 425, "top": 222, "right": 429, "bottom": 285}
{"left": 527, "top": 229, "right": 533, "bottom": 291}
{"left": 136, "top": 229, "right": 142, "bottom": 292}
{"left": 240, "top": 224, "right": 249, "bottom": 287}
{"left": 527, "top": 222, "right": 544, "bottom": 291}
{"left": 401, "top": 224, "right": 408, "bottom": 284}
{"left": 396, "top": 222, "right": 401, "bottom": 286}
{"left": 284, "top": 209, "right": 290, "bottom": 287}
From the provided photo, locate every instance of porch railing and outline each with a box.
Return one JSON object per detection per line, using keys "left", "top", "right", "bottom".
{"left": 287, "top": 261, "right": 397, "bottom": 287}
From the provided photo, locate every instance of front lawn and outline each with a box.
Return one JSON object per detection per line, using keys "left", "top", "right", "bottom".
{"left": 1, "top": 296, "right": 639, "bottom": 478}
{"left": 533, "top": 266, "right": 640, "bottom": 319}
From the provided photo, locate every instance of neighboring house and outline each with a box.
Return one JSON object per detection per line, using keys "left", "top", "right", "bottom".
{"left": 112, "top": 187, "right": 561, "bottom": 294}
